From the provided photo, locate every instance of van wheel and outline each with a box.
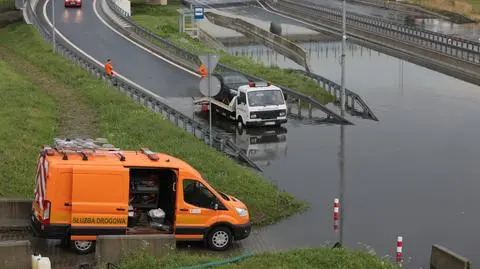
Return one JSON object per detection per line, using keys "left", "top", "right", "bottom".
{"left": 70, "top": 240, "right": 95, "bottom": 254}
{"left": 207, "top": 226, "right": 232, "bottom": 251}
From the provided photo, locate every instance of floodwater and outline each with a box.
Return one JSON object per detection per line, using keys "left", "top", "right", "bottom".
{"left": 220, "top": 40, "right": 480, "bottom": 268}
{"left": 413, "top": 18, "right": 480, "bottom": 41}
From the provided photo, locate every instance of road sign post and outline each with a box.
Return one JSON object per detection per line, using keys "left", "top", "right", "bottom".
{"left": 194, "top": 6, "right": 204, "bottom": 20}
{"left": 198, "top": 54, "right": 220, "bottom": 147}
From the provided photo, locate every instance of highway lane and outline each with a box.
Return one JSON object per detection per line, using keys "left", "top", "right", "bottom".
{"left": 39, "top": 0, "right": 200, "bottom": 98}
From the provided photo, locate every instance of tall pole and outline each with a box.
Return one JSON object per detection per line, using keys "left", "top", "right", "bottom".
{"left": 340, "top": 0, "right": 346, "bottom": 114}
{"left": 339, "top": 0, "right": 347, "bottom": 247}
{"left": 208, "top": 54, "right": 212, "bottom": 147}
{"left": 52, "top": 0, "right": 56, "bottom": 52}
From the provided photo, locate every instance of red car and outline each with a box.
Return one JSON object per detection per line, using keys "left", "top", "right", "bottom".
{"left": 64, "top": 0, "right": 81, "bottom": 8}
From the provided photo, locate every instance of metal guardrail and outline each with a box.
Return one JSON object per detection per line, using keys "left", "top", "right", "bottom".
{"left": 269, "top": 0, "right": 480, "bottom": 65}
{"left": 105, "top": 0, "right": 353, "bottom": 125}
{"left": 23, "top": 0, "right": 263, "bottom": 172}
{"left": 294, "top": 69, "right": 378, "bottom": 121}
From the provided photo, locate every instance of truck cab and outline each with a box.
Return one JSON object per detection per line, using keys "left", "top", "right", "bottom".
{"left": 235, "top": 82, "right": 288, "bottom": 127}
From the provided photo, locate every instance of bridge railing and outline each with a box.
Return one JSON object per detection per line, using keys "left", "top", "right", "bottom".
{"left": 293, "top": 70, "right": 378, "bottom": 121}
{"left": 268, "top": 0, "right": 480, "bottom": 65}
{"left": 22, "top": 0, "right": 263, "bottom": 172}
{"left": 105, "top": 0, "right": 353, "bottom": 125}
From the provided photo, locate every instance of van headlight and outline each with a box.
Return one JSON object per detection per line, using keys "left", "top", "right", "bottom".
{"left": 235, "top": 207, "right": 248, "bottom": 217}
{"left": 279, "top": 111, "right": 286, "bottom": 116}
{"left": 250, "top": 113, "right": 257, "bottom": 119}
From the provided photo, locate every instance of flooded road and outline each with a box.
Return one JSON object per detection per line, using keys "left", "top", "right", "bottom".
{"left": 220, "top": 40, "right": 480, "bottom": 268}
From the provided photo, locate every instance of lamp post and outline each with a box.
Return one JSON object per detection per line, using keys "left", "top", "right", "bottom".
{"left": 340, "top": 0, "right": 346, "bottom": 115}
{"left": 52, "top": 0, "right": 56, "bottom": 52}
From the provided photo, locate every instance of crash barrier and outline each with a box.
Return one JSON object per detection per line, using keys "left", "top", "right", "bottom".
{"left": 95, "top": 234, "right": 176, "bottom": 265}
{"left": 176, "top": 251, "right": 253, "bottom": 269}
{"left": 22, "top": 0, "right": 263, "bottom": 172}
{"left": 0, "top": 240, "right": 32, "bottom": 269}
{"left": 0, "top": 199, "right": 32, "bottom": 228}
{"left": 204, "top": 11, "right": 311, "bottom": 72}
{"left": 104, "top": 0, "right": 352, "bottom": 125}
{"left": 293, "top": 69, "right": 378, "bottom": 121}
{"left": 430, "top": 244, "right": 471, "bottom": 269}
{"left": 262, "top": 0, "right": 480, "bottom": 65}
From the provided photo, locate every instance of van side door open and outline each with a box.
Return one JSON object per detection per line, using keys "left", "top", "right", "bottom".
{"left": 71, "top": 166, "right": 129, "bottom": 240}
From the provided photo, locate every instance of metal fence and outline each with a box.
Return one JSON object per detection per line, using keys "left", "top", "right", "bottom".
{"left": 294, "top": 70, "right": 378, "bottom": 121}
{"left": 105, "top": 0, "right": 354, "bottom": 125}
{"left": 268, "top": 0, "right": 480, "bottom": 65}
{"left": 23, "top": 0, "right": 263, "bottom": 172}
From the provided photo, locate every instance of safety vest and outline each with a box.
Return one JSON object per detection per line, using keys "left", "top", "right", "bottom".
{"left": 198, "top": 64, "right": 208, "bottom": 77}
{"left": 105, "top": 63, "right": 113, "bottom": 76}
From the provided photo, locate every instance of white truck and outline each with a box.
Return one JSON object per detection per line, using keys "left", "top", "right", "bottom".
{"left": 193, "top": 75, "right": 288, "bottom": 128}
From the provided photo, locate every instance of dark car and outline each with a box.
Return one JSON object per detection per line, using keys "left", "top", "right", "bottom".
{"left": 212, "top": 72, "right": 265, "bottom": 102}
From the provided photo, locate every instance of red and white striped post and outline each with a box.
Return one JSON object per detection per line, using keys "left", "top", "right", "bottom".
{"left": 333, "top": 198, "right": 340, "bottom": 231}
{"left": 396, "top": 236, "right": 403, "bottom": 265}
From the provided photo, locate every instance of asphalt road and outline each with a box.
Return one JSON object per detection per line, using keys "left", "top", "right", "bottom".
{"left": 38, "top": 0, "right": 200, "bottom": 98}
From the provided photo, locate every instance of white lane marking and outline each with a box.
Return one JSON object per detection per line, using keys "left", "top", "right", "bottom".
{"left": 92, "top": 0, "right": 200, "bottom": 77}
{"left": 42, "top": 0, "right": 172, "bottom": 104}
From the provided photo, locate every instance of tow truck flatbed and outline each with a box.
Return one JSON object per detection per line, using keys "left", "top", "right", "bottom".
{"left": 193, "top": 96, "right": 236, "bottom": 113}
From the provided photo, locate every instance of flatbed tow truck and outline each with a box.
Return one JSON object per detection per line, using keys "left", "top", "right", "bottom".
{"left": 193, "top": 81, "right": 288, "bottom": 128}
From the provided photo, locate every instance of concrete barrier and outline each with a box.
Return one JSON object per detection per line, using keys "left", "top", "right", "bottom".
{"left": 0, "top": 240, "right": 32, "bottom": 269}
{"left": 430, "top": 244, "right": 471, "bottom": 269}
{"left": 95, "top": 234, "right": 176, "bottom": 265}
{"left": 0, "top": 199, "right": 32, "bottom": 229}
{"left": 205, "top": 11, "right": 311, "bottom": 72}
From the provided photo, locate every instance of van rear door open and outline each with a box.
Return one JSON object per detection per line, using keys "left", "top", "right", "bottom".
{"left": 71, "top": 166, "right": 129, "bottom": 239}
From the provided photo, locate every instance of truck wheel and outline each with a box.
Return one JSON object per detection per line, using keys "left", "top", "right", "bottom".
{"left": 207, "top": 226, "right": 233, "bottom": 251}
{"left": 70, "top": 240, "right": 95, "bottom": 254}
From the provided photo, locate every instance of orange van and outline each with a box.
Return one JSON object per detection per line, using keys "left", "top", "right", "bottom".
{"left": 30, "top": 138, "right": 251, "bottom": 254}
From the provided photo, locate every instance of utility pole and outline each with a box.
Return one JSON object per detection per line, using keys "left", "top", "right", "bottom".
{"left": 339, "top": 0, "right": 347, "bottom": 248}
{"left": 207, "top": 54, "right": 212, "bottom": 147}
{"left": 52, "top": 0, "right": 56, "bottom": 52}
{"left": 340, "top": 0, "right": 346, "bottom": 115}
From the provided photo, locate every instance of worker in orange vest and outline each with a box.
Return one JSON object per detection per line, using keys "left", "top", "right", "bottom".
{"left": 104, "top": 59, "right": 114, "bottom": 78}
{"left": 198, "top": 64, "right": 208, "bottom": 77}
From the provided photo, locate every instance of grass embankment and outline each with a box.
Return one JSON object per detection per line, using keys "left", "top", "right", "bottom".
{"left": 0, "top": 0, "right": 15, "bottom": 10}
{"left": 0, "top": 0, "right": 22, "bottom": 27}
{"left": 407, "top": 0, "right": 480, "bottom": 22}
{"left": 131, "top": 0, "right": 335, "bottom": 105}
{"left": 117, "top": 248, "right": 400, "bottom": 269}
{"left": 0, "top": 23, "right": 306, "bottom": 225}
{"left": 0, "top": 60, "right": 57, "bottom": 197}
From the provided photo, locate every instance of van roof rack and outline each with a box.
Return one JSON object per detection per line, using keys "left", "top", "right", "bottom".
{"left": 47, "top": 138, "right": 126, "bottom": 161}
{"left": 140, "top": 148, "right": 159, "bottom": 161}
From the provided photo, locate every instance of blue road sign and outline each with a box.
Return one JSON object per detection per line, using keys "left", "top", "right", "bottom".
{"left": 194, "top": 6, "right": 204, "bottom": 20}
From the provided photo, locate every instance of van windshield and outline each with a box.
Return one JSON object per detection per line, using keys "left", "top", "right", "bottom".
{"left": 247, "top": 90, "right": 285, "bottom": 107}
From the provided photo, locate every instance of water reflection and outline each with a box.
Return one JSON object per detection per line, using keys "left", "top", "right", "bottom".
{"left": 413, "top": 18, "right": 480, "bottom": 41}
{"left": 193, "top": 111, "right": 288, "bottom": 166}
{"left": 62, "top": 9, "right": 83, "bottom": 24}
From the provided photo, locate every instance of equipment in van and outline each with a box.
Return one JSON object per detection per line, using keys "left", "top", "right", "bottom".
{"left": 31, "top": 138, "right": 252, "bottom": 255}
